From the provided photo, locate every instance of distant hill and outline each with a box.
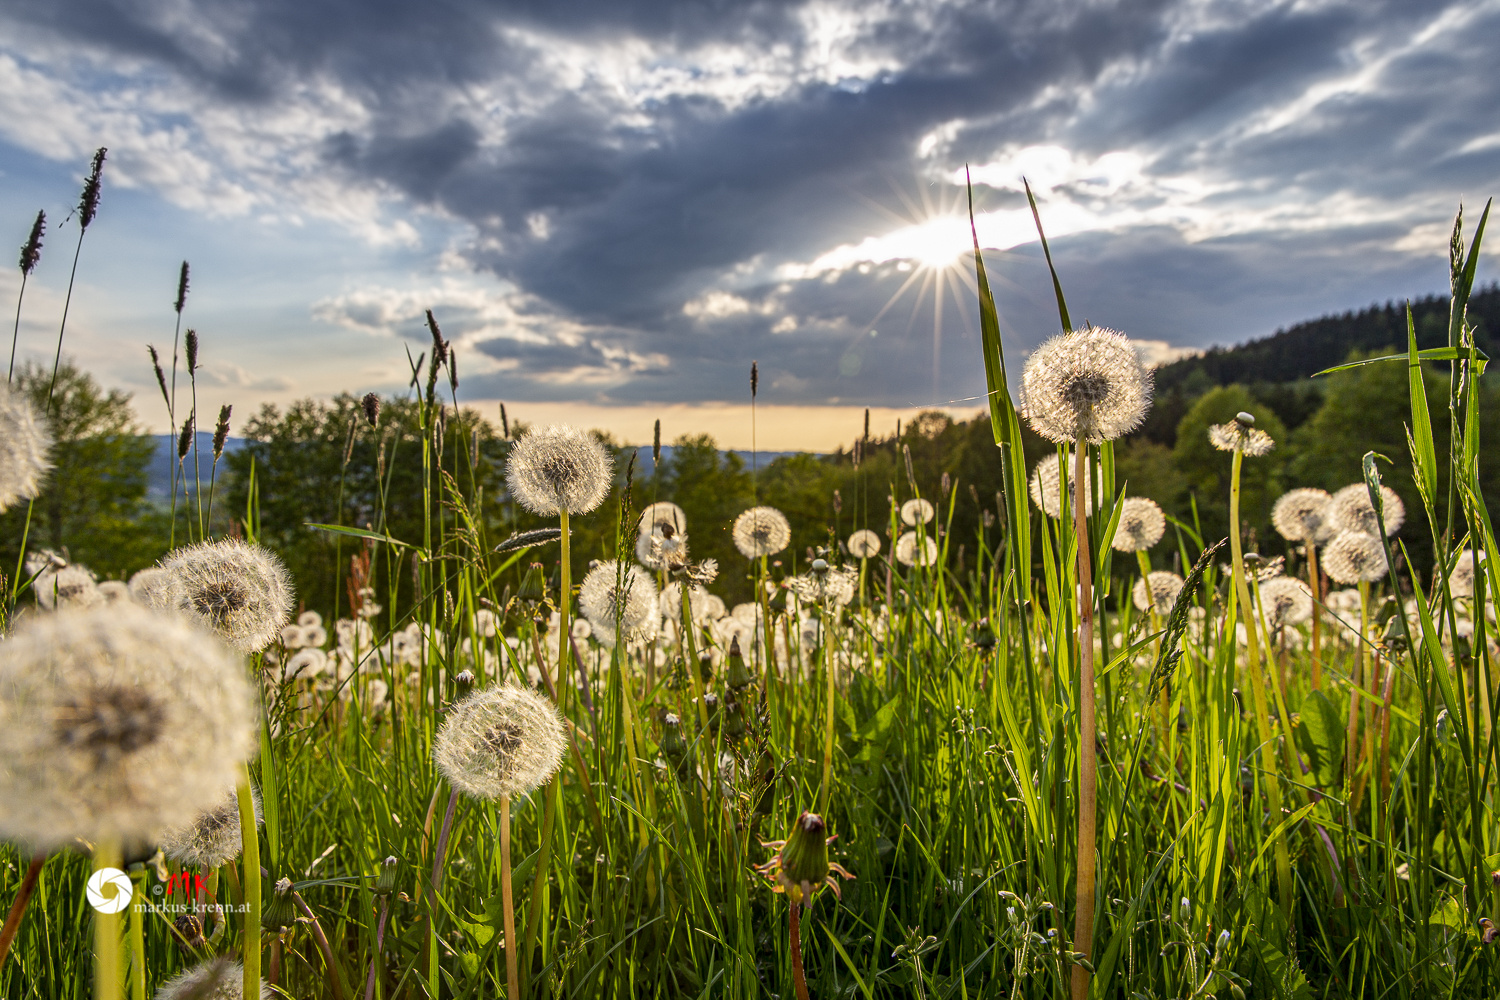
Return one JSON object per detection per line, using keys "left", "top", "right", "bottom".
{"left": 147, "top": 433, "right": 244, "bottom": 499}
{"left": 1137, "top": 283, "right": 1499, "bottom": 445}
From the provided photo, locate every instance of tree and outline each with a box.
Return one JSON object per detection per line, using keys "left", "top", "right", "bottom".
{"left": 0, "top": 360, "right": 164, "bottom": 581}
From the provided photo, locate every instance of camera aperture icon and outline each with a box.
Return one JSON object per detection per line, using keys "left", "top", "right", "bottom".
{"left": 85, "top": 867, "right": 133, "bottom": 914}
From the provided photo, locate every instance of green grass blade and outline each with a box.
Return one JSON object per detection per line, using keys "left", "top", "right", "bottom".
{"left": 1406, "top": 304, "right": 1438, "bottom": 520}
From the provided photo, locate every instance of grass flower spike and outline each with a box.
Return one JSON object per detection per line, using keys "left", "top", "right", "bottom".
{"left": 161, "top": 539, "right": 294, "bottom": 651}
{"left": 0, "top": 384, "right": 51, "bottom": 512}
{"left": 1020, "top": 327, "right": 1152, "bottom": 443}
{"left": 0, "top": 602, "right": 256, "bottom": 850}
{"left": 733, "top": 506, "right": 791, "bottom": 559}
{"left": 505, "top": 424, "right": 612, "bottom": 516}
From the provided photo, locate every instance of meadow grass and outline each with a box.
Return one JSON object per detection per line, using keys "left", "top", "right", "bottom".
{"left": 0, "top": 196, "right": 1498, "bottom": 1000}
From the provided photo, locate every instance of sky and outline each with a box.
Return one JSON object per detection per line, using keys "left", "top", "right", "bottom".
{"left": 1, "top": 0, "right": 1497, "bottom": 451}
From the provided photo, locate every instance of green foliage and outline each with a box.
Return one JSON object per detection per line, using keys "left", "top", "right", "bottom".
{"left": 1171, "top": 385, "right": 1287, "bottom": 551}
{"left": 0, "top": 359, "right": 164, "bottom": 581}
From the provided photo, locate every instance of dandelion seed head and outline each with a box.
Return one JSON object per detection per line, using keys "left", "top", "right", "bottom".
{"left": 847, "top": 529, "right": 881, "bottom": 559}
{"left": 282, "top": 647, "right": 328, "bottom": 681}
{"left": 900, "top": 498, "right": 935, "bottom": 526}
{"left": 895, "top": 531, "right": 939, "bottom": 567}
{"left": 1111, "top": 497, "right": 1166, "bottom": 552}
{"left": 1019, "top": 328, "right": 1152, "bottom": 443}
{"left": 1259, "top": 577, "right": 1314, "bottom": 627}
{"left": 579, "top": 561, "right": 659, "bottom": 643}
{"left": 434, "top": 685, "right": 567, "bottom": 800}
{"left": 0, "top": 603, "right": 256, "bottom": 850}
{"left": 1449, "top": 550, "right": 1484, "bottom": 598}
{"left": 733, "top": 506, "right": 791, "bottom": 559}
{"left": 155, "top": 958, "right": 269, "bottom": 1000}
{"left": 661, "top": 581, "right": 717, "bottom": 625}
{"left": 636, "top": 528, "right": 689, "bottom": 572}
{"left": 1207, "top": 421, "right": 1274, "bottom": 456}
{"left": 32, "top": 563, "right": 101, "bottom": 610}
{"left": 638, "top": 501, "right": 687, "bottom": 537}
{"left": 1328, "top": 483, "right": 1404, "bottom": 537}
{"left": 1133, "top": 570, "right": 1185, "bottom": 616}
{"left": 162, "top": 540, "right": 294, "bottom": 652}
{"left": 1323, "top": 531, "right": 1389, "bottom": 584}
{"left": 157, "top": 786, "right": 261, "bottom": 870}
{"left": 505, "top": 424, "right": 612, "bottom": 516}
{"left": 1272, "top": 488, "right": 1333, "bottom": 543}
{"left": 788, "top": 565, "right": 857, "bottom": 607}
{"left": 97, "top": 580, "right": 131, "bottom": 604}
{"left": 128, "top": 566, "right": 179, "bottom": 610}
{"left": 1028, "top": 452, "right": 1095, "bottom": 518}
{"left": 0, "top": 385, "right": 52, "bottom": 513}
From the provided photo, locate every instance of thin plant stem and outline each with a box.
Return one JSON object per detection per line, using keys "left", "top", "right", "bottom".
{"left": 1070, "top": 440, "right": 1097, "bottom": 1000}
{"left": 93, "top": 836, "right": 122, "bottom": 1000}
{"left": 0, "top": 853, "right": 45, "bottom": 973}
{"left": 364, "top": 896, "right": 389, "bottom": 1000}
{"left": 237, "top": 764, "right": 261, "bottom": 998}
{"left": 559, "top": 509, "right": 572, "bottom": 713}
{"left": 500, "top": 792, "right": 519, "bottom": 1000}
{"left": 9, "top": 272, "right": 29, "bottom": 384}
{"left": 522, "top": 777, "right": 559, "bottom": 987}
{"left": 128, "top": 870, "right": 145, "bottom": 1000}
{"left": 1308, "top": 543, "right": 1323, "bottom": 690}
{"left": 789, "top": 902, "right": 809, "bottom": 1000}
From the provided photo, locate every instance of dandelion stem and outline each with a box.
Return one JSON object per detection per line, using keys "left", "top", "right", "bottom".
{"left": 93, "top": 837, "right": 122, "bottom": 1000}
{"left": 236, "top": 764, "right": 261, "bottom": 998}
{"left": 500, "top": 792, "right": 520, "bottom": 1000}
{"left": 788, "top": 902, "right": 809, "bottom": 1000}
{"left": 364, "top": 895, "right": 389, "bottom": 1000}
{"left": 1070, "top": 441, "right": 1097, "bottom": 1000}
{"left": 522, "top": 776, "right": 559, "bottom": 988}
{"left": 1308, "top": 543, "right": 1323, "bottom": 690}
{"left": 128, "top": 870, "right": 145, "bottom": 1000}
{"left": 0, "top": 853, "right": 45, "bottom": 973}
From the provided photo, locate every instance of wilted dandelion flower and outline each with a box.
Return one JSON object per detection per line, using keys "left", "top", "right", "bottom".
{"left": 0, "top": 384, "right": 52, "bottom": 512}
{"left": 895, "top": 531, "right": 939, "bottom": 568}
{"left": 1020, "top": 328, "right": 1152, "bottom": 443}
{"left": 1272, "top": 488, "right": 1334, "bottom": 543}
{"left": 733, "top": 506, "right": 791, "bottom": 559}
{"left": 155, "top": 957, "right": 269, "bottom": 1000}
{"left": 579, "top": 561, "right": 659, "bottom": 643}
{"left": 1208, "top": 413, "right": 1274, "bottom": 456}
{"left": 1028, "top": 452, "right": 1095, "bottom": 518}
{"left": 1328, "top": 483, "right": 1404, "bottom": 537}
{"left": 434, "top": 685, "right": 567, "bottom": 800}
{"left": 157, "top": 786, "right": 261, "bottom": 870}
{"left": 638, "top": 501, "right": 687, "bottom": 536}
{"left": 505, "top": 424, "right": 612, "bottom": 516}
{"left": 1111, "top": 497, "right": 1166, "bottom": 552}
{"left": 129, "top": 566, "right": 179, "bottom": 609}
{"left": 162, "top": 540, "right": 294, "bottom": 652}
{"left": 1323, "top": 531, "right": 1389, "bottom": 584}
{"left": 32, "top": 563, "right": 101, "bottom": 610}
{"left": 0, "top": 603, "right": 256, "bottom": 849}
{"left": 1259, "top": 577, "right": 1314, "bottom": 627}
{"left": 636, "top": 526, "right": 689, "bottom": 572}
{"left": 900, "top": 498, "right": 935, "bottom": 526}
{"left": 847, "top": 529, "right": 881, "bottom": 559}
{"left": 1132, "top": 571, "right": 1185, "bottom": 616}
{"left": 1449, "top": 550, "right": 1483, "bottom": 598}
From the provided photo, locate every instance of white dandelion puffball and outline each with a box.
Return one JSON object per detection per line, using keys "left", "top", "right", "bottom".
{"left": 297, "top": 610, "right": 323, "bottom": 629}
{"left": 788, "top": 565, "right": 858, "bottom": 607}
{"left": 156, "top": 786, "right": 261, "bottom": 870}
{"left": 1328, "top": 483, "right": 1404, "bottom": 537}
{"left": 733, "top": 506, "right": 791, "bottom": 559}
{"left": 661, "top": 581, "right": 716, "bottom": 625}
{"left": 1207, "top": 419, "right": 1274, "bottom": 456}
{"left": 1449, "top": 550, "right": 1484, "bottom": 599}
{"left": 900, "top": 498, "right": 935, "bottom": 526}
{"left": 1028, "top": 452, "right": 1095, "bottom": 519}
{"left": 579, "top": 561, "right": 659, "bottom": 643}
{"left": 847, "top": 529, "right": 881, "bottom": 559}
{"left": 1323, "top": 531, "right": 1389, "bottom": 584}
{"left": 1111, "top": 497, "right": 1166, "bottom": 553}
{"left": 1020, "top": 328, "right": 1153, "bottom": 443}
{"left": 129, "top": 566, "right": 179, "bottom": 610}
{"left": 637, "top": 527, "right": 689, "bottom": 571}
{"left": 1133, "top": 571, "right": 1186, "bottom": 617}
{"left": 1272, "top": 488, "right": 1334, "bottom": 543}
{"left": 0, "top": 384, "right": 51, "bottom": 513}
{"left": 895, "top": 531, "right": 939, "bottom": 567}
{"left": 97, "top": 580, "right": 131, "bottom": 604}
{"left": 434, "top": 685, "right": 567, "bottom": 800}
{"left": 1259, "top": 577, "right": 1314, "bottom": 627}
{"left": 0, "top": 603, "right": 257, "bottom": 850}
{"left": 505, "top": 424, "right": 612, "bottom": 516}
{"left": 161, "top": 540, "right": 294, "bottom": 652}
{"left": 155, "top": 958, "right": 269, "bottom": 1000}
{"left": 282, "top": 647, "right": 328, "bottom": 681}
{"left": 638, "top": 501, "right": 687, "bottom": 537}
{"left": 32, "top": 563, "right": 101, "bottom": 610}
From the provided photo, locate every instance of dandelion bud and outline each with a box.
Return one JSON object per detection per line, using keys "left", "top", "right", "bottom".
{"left": 362, "top": 392, "right": 381, "bottom": 427}
{"left": 19, "top": 209, "right": 44, "bottom": 276}
{"left": 1179, "top": 897, "right": 1191, "bottom": 921}
{"left": 1234, "top": 411, "right": 1255, "bottom": 426}
{"left": 174, "top": 260, "right": 189, "bottom": 314}
{"left": 375, "top": 856, "right": 400, "bottom": 895}
{"left": 811, "top": 558, "right": 828, "bottom": 575}
{"left": 172, "top": 914, "right": 206, "bottom": 953}
{"left": 780, "top": 813, "right": 831, "bottom": 892}
{"left": 454, "top": 669, "right": 475, "bottom": 691}
{"left": 1482, "top": 918, "right": 1498, "bottom": 944}
{"left": 212, "top": 405, "right": 232, "bottom": 460}
{"left": 518, "top": 563, "right": 546, "bottom": 604}
{"left": 77, "top": 148, "right": 106, "bottom": 232}
{"left": 263, "top": 877, "right": 297, "bottom": 932}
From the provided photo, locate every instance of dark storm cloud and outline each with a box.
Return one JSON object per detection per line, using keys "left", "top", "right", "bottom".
{"left": 5, "top": 0, "right": 1498, "bottom": 408}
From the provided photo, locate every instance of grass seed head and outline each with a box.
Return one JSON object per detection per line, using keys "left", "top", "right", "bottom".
{"left": 161, "top": 539, "right": 295, "bottom": 652}
{"left": 1020, "top": 328, "right": 1152, "bottom": 443}
{"left": 505, "top": 424, "right": 612, "bottom": 516}
{"left": 434, "top": 685, "right": 567, "bottom": 800}
{"left": 19, "top": 209, "right": 44, "bottom": 276}
{"left": 0, "top": 603, "right": 256, "bottom": 851}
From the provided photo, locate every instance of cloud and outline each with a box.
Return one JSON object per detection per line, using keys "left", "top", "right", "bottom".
{"left": 1, "top": 0, "right": 1496, "bottom": 416}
